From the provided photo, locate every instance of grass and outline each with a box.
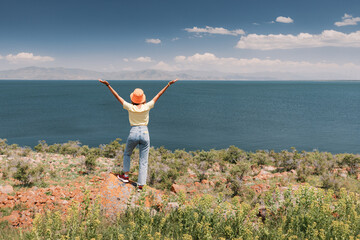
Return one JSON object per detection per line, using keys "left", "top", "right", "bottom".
{"left": 1, "top": 138, "right": 360, "bottom": 239}
{"left": 1, "top": 186, "right": 360, "bottom": 239}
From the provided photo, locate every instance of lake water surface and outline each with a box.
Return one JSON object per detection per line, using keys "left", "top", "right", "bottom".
{"left": 0, "top": 80, "right": 359, "bottom": 153}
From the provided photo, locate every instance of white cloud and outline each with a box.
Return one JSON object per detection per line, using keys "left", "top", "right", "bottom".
{"left": 170, "top": 52, "right": 360, "bottom": 78}
{"left": 335, "top": 13, "right": 360, "bottom": 26}
{"left": 172, "top": 37, "right": 179, "bottom": 41}
{"left": 123, "top": 58, "right": 129, "bottom": 62}
{"left": 6, "top": 52, "right": 54, "bottom": 63}
{"left": 236, "top": 30, "right": 360, "bottom": 50}
{"left": 0, "top": 55, "right": 3, "bottom": 60}
{"left": 134, "top": 56, "right": 153, "bottom": 63}
{"left": 276, "top": 16, "right": 294, "bottom": 23}
{"left": 185, "top": 26, "right": 245, "bottom": 36}
{"left": 175, "top": 53, "right": 217, "bottom": 63}
{"left": 145, "top": 38, "right": 161, "bottom": 44}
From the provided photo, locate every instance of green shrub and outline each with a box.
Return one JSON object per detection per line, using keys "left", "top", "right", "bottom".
{"left": 174, "top": 149, "right": 190, "bottom": 160}
{"left": 305, "top": 151, "right": 336, "bottom": 175}
{"left": 0, "top": 139, "right": 9, "bottom": 155}
{"left": 48, "top": 143, "right": 61, "bottom": 153}
{"left": 223, "top": 145, "right": 246, "bottom": 164}
{"left": 85, "top": 154, "right": 97, "bottom": 172}
{"left": 341, "top": 154, "right": 360, "bottom": 175}
{"left": 296, "top": 160, "right": 313, "bottom": 182}
{"left": 79, "top": 145, "right": 90, "bottom": 156}
{"left": 249, "top": 150, "right": 271, "bottom": 166}
{"left": 34, "top": 140, "right": 48, "bottom": 152}
{"left": 227, "top": 161, "right": 251, "bottom": 197}
{"left": 13, "top": 161, "right": 45, "bottom": 186}
{"left": 194, "top": 150, "right": 217, "bottom": 163}
{"left": 272, "top": 149, "right": 302, "bottom": 171}
{"left": 321, "top": 172, "right": 342, "bottom": 191}
{"left": 59, "top": 141, "right": 81, "bottom": 156}
{"left": 102, "top": 138, "right": 122, "bottom": 158}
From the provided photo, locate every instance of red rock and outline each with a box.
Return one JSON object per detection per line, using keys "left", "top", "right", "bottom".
{"left": 278, "top": 187, "right": 288, "bottom": 192}
{"left": 194, "top": 182, "right": 202, "bottom": 188}
{"left": 0, "top": 185, "right": 14, "bottom": 194}
{"left": 90, "top": 176, "right": 103, "bottom": 182}
{"left": 188, "top": 189, "right": 197, "bottom": 194}
{"left": 26, "top": 198, "right": 36, "bottom": 208}
{"left": 23, "top": 210, "right": 31, "bottom": 217}
{"left": 171, "top": 184, "right": 186, "bottom": 193}
{"left": 100, "top": 173, "right": 162, "bottom": 214}
{"left": 357, "top": 173, "right": 360, "bottom": 180}
{"left": 258, "top": 169, "right": 271, "bottom": 175}
{"left": 19, "top": 214, "right": 33, "bottom": 227}
{"left": 187, "top": 168, "right": 196, "bottom": 176}
{"left": 20, "top": 197, "right": 27, "bottom": 202}
{"left": 243, "top": 176, "right": 251, "bottom": 181}
{"left": 262, "top": 166, "right": 277, "bottom": 172}
{"left": 212, "top": 162, "right": 221, "bottom": 172}
{"left": 0, "top": 194, "right": 7, "bottom": 203}
{"left": 251, "top": 185, "right": 261, "bottom": 193}
{"left": 219, "top": 177, "right": 227, "bottom": 183}
{"left": 201, "top": 179, "right": 209, "bottom": 184}
{"left": 36, "top": 197, "right": 47, "bottom": 204}
{"left": 100, "top": 172, "right": 108, "bottom": 178}
{"left": 2, "top": 211, "right": 20, "bottom": 226}
{"left": 250, "top": 184, "right": 270, "bottom": 194}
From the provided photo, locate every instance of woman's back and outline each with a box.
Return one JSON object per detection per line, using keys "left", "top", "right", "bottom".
{"left": 123, "top": 100, "right": 155, "bottom": 126}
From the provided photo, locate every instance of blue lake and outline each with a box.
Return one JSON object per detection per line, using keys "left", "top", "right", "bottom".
{"left": 0, "top": 80, "right": 359, "bottom": 153}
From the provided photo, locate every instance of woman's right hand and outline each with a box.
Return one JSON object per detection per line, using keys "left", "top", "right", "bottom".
{"left": 168, "top": 79, "right": 178, "bottom": 85}
{"left": 99, "top": 79, "right": 109, "bottom": 86}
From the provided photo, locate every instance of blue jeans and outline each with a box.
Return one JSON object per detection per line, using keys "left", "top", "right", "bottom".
{"left": 123, "top": 126, "right": 150, "bottom": 186}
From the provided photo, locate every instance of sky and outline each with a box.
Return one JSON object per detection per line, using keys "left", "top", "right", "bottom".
{"left": 0, "top": 0, "right": 360, "bottom": 79}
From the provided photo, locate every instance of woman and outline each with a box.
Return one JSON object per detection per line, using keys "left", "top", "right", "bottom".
{"left": 99, "top": 79, "right": 178, "bottom": 191}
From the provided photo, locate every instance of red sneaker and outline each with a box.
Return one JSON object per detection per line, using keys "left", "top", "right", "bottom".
{"left": 137, "top": 185, "right": 143, "bottom": 192}
{"left": 116, "top": 174, "right": 129, "bottom": 183}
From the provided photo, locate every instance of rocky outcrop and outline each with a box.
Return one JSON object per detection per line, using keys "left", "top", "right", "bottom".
{"left": 100, "top": 174, "right": 163, "bottom": 215}
{"left": 0, "top": 185, "right": 14, "bottom": 194}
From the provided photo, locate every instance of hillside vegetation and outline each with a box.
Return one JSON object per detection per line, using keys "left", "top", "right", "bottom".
{"left": 0, "top": 138, "right": 360, "bottom": 239}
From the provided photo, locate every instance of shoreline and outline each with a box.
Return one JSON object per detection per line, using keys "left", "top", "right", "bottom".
{"left": 2, "top": 138, "right": 359, "bottom": 155}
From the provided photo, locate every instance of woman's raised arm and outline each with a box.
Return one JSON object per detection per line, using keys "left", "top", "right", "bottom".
{"left": 152, "top": 79, "right": 178, "bottom": 103}
{"left": 99, "top": 79, "right": 125, "bottom": 105}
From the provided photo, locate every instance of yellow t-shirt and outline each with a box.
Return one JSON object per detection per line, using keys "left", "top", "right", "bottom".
{"left": 123, "top": 100, "right": 155, "bottom": 126}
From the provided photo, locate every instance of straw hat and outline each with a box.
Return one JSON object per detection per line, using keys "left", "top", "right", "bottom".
{"left": 130, "top": 88, "right": 146, "bottom": 104}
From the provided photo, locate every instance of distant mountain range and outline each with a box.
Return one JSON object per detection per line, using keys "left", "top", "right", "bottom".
{"left": 0, "top": 66, "right": 355, "bottom": 80}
